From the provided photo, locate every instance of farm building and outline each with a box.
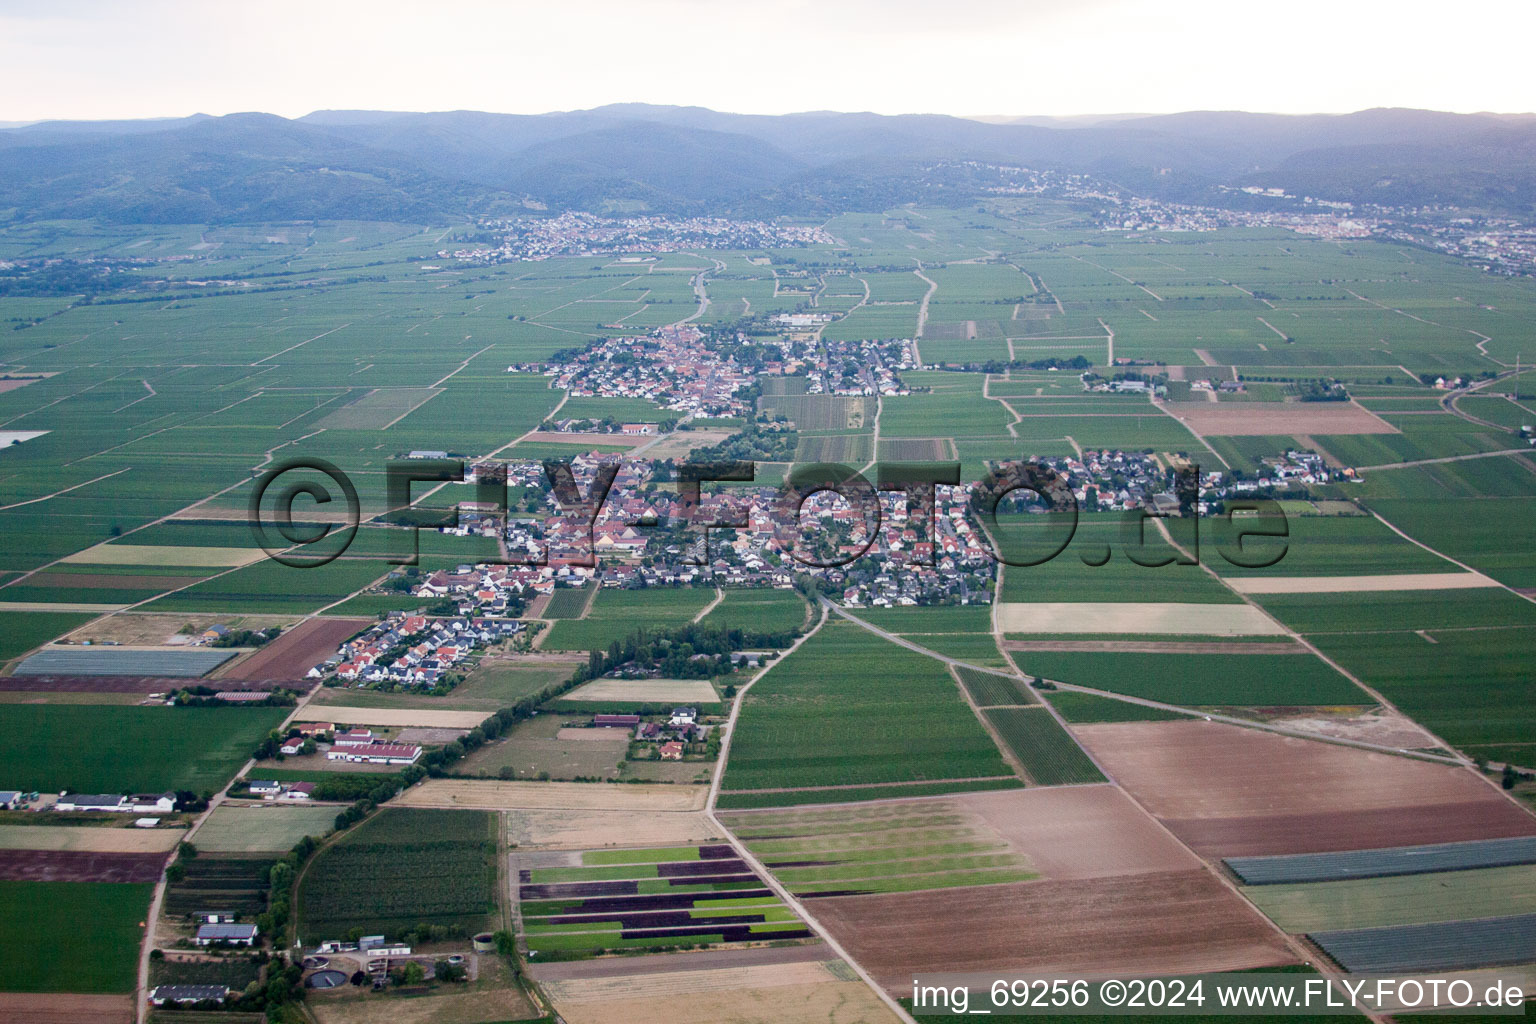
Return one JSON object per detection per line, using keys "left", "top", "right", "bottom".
{"left": 55, "top": 792, "right": 175, "bottom": 813}
{"left": 195, "top": 922, "right": 259, "bottom": 946}
{"left": 279, "top": 782, "right": 316, "bottom": 802}
{"left": 247, "top": 780, "right": 281, "bottom": 797}
{"left": 279, "top": 739, "right": 305, "bottom": 755}
{"left": 0, "top": 790, "right": 23, "bottom": 809}
{"left": 214, "top": 690, "right": 270, "bottom": 703}
{"left": 331, "top": 729, "right": 376, "bottom": 747}
{"left": 326, "top": 741, "right": 421, "bottom": 765}
{"left": 149, "top": 984, "right": 231, "bottom": 1006}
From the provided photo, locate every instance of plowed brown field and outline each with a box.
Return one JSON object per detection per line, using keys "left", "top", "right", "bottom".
{"left": 1074, "top": 720, "right": 1536, "bottom": 856}
{"left": 220, "top": 616, "right": 369, "bottom": 680}
{"left": 813, "top": 870, "right": 1293, "bottom": 993}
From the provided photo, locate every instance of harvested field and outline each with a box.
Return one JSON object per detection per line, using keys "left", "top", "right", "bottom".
{"left": 310, "top": 979, "right": 537, "bottom": 1024}
{"left": 540, "top": 960, "right": 900, "bottom": 1024}
{"left": 629, "top": 429, "right": 735, "bottom": 460}
{"left": 508, "top": 809, "right": 719, "bottom": 850}
{"left": 1004, "top": 639, "right": 1303, "bottom": 654}
{"left": 60, "top": 613, "right": 293, "bottom": 647}
{"left": 0, "top": 824, "right": 183, "bottom": 853}
{"left": 194, "top": 805, "right": 340, "bottom": 854}
{"left": 0, "top": 848, "right": 167, "bottom": 883}
{"left": 813, "top": 870, "right": 1294, "bottom": 994}
{"left": 1261, "top": 708, "right": 1441, "bottom": 749}
{"left": 996, "top": 602, "right": 1286, "bottom": 636}
{"left": 393, "top": 779, "right": 708, "bottom": 812}
{"left": 14, "top": 646, "right": 236, "bottom": 677}
{"left": 60, "top": 544, "right": 265, "bottom": 567}
{"left": 562, "top": 677, "right": 718, "bottom": 703}
{"left": 306, "top": 706, "right": 488, "bottom": 729}
{"left": 1075, "top": 720, "right": 1536, "bottom": 857}
{"left": 556, "top": 728, "right": 631, "bottom": 742}
{"left": 0, "top": 994, "right": 133, "bottom": 1024}
{"left": 218, "top": 616, "right": 369, "bottom": 680}
{"left": 394, "top": 726, "right": 468, "bottom": 744}
{"left": 1163, "top": 401, "right": 1398, "bottom": 436}
{"left": 1227, "top": 572, "right": 1497, "bottom": 594}
{"left": 955, "top": 786, "right": 1200, "bottom": 880}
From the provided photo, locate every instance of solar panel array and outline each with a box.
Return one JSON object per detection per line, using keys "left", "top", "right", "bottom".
{"left": 1227, "top": 836, "right": 1536, "bottom": 885}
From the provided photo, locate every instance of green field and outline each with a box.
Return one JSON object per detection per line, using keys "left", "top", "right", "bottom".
{"left": 316, "top": 661, "right": 572, "bottom": 712}
{"left": 0, "top": 610, "right": 96, "bottom": 661}
{"left": 0, "top": 705, "right": 290, "bottom": 793}
{"left": 1010, "top": 651, "right": 1369, "bottom": 707}
{"left": 721, "top": 620, "right": 1017, "bottom": 797}
{"left": 1244, "top": 865, "right": 1536, "bottom": 933}
{"left": 697, "top": 587, "right": 808, "bottom": 638}
{"left": 724, "top": 802, "right": 1037, "bottom": 896}
{"left": 0, "top": 881, "right": 152, "bottom": 992}
{"left": 953, "top": 665, "right": 1036, "bottom": 706}
{"left": 194, "top": 804, "right": 340, "bottom": 853}
{"left": 983, "top": 707, "right": 1105, "bottom": 785}
{"left": 542, "top": 587, "right": 716, "bottom": 650}
{"left": 542, "top": 587, "right": 594, "bottom": 619}
{"left": 297, "top": 808, "right": 496, "bottom": 941}
{"left": 1044, "top": 690, "right": 1188, "bottom": 723}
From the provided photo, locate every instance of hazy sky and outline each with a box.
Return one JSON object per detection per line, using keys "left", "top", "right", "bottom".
{"left": 3, "top": 0, "right": 1533, "bottom": 122}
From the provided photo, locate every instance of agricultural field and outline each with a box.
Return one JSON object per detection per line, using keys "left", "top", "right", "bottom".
{"left": 515, "top": 842, "right": 813, "bottom": 957}
{"left": 542, "top": 588, "right": 716, "bottom": 651}
{"left": 455, "top": 713, "right": 632, "bottom": 781}
{"left": 297, "top": 808, "right": 497, "bottom": 941}
{"left": 1075, "top": 720, "right": 1536, "bottom": 858}
{"left": 194, "top": 805, "right": 341, "bottom": 854}
{"left": 534, "top": 957, "right": 902, "bottom": 1024}
{"left": 316, "top": 659, "right": 572, "bottom": 712}
{"left": 0, "top": 705, "right": 289, "bottom": 793}
{"left": 0, "top": 881, "right": 152, "bottom": 993}
{"left": 952, "top": 665, "right": 1036, "bottom": 706}
{"left": 0, "top": 611, "right": 99, "bottom": 662}
{"left": 723, "top": 801, "right": 1038, "bottom": 896}
{"left": 162, "top": 854, "right": 275, "bottom": 921}
{"left": 983, "top": 707, "right": 1105, "bottom": 785}
{"left": 696, "top": 587, "right": 808, "bottom": 638}
{"left": 720, "top": 620, "right": 1019, "bottom": 800}
{"left": 5, "top": 208, "right": 1536, "bottom": 1009}
{"left": 1009, "top": 650, "right": 1368, "bottom": 707}
{"left": 541, "top": 587, "right": 594, "bottom": 619}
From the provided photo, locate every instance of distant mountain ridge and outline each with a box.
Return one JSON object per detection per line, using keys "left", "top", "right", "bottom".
{"left": 2, "top": 104, "right": 1534, "bottom": 222}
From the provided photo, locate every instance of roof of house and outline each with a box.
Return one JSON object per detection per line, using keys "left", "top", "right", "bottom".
{"left": 62, "top": 794, "right": 125, "bottom": 807}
